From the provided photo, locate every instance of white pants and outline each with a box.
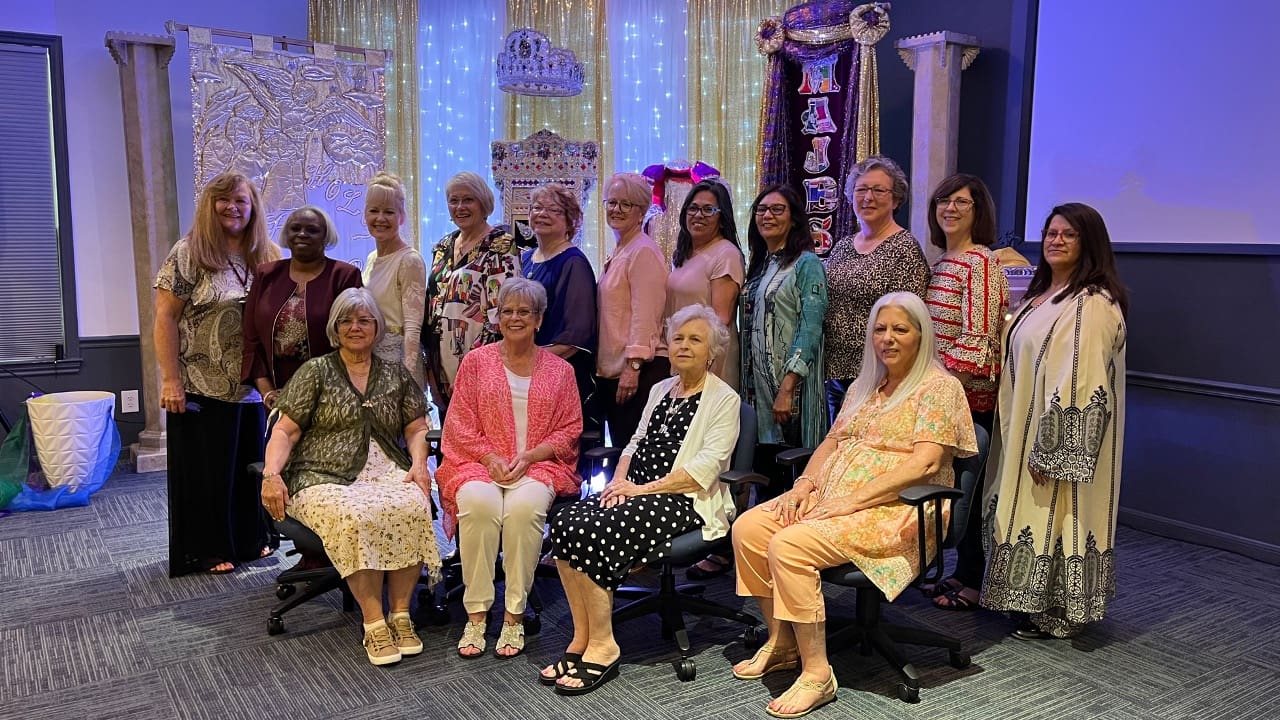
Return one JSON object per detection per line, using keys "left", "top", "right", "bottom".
{"left": 455, "top": 478, "right": 555, "bottom": 614}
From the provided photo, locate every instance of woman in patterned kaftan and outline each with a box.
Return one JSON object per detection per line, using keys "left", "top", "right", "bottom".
{"left": 981, "top": 203, "right": 1127, "bottom": 640}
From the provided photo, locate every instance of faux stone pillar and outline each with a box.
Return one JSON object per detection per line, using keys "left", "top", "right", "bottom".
{"left": 895, "top": 31, "right": 980, "bottom": 262}
{"left": 106, "top": 32, "right": 179, "bottom": 473}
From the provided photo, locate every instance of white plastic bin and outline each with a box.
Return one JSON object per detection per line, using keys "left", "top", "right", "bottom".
{"left": 26, "top": 391, "right": 116, "bottom": 491}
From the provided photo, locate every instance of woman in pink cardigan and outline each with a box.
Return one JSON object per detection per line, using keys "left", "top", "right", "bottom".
{"left": 436, "top": 277, "right": 583, "bottom": 659}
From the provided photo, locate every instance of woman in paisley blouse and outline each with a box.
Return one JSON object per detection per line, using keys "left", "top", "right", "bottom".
{"left": 154, "top": 171, "right": 280, "bottom": 576}
{"left": 919, "top": 174, "right": 1009, "bottom": 611}
{"left": 259, "top": 288, "right": 440, "bottom": 667}
{"left": 363, "top": 172, "right": 428, "bottom": 391}
{"left": 242, "top": 206, "right": 363, "bottom": 410}
{"left": 424, "top": 172, "right": 519, "bottom": 415}
{"left": 822, "top": 155, "right": 928, "bottom": 421}
{"left": 732, "top": 292, "right": 975, "bottom": 718}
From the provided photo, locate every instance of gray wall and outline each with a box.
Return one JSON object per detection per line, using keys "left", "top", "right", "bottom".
{"left": 0, "top": 337, "right": 144, "bottom": 448}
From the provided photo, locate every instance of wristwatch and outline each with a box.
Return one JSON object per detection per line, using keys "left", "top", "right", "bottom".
{"left": 628, "top": 359, "right": 643, "bottom": 371}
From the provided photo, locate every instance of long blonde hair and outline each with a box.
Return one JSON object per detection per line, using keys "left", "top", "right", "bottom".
{"left": 186, "top": 172, "right": 278, "bottom": 272}
{"left": 835, "top": 292, "right": 944, "bottom": 421}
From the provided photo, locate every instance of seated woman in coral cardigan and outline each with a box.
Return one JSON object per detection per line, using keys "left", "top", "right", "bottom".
{"left": 436, "top": 277, "right": 583, "bottom": 659}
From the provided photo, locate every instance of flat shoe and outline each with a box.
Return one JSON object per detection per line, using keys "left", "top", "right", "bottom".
{"left": 457, "top": 620, "right": 486, "bottom": 658}
{"left": 1011, "top": 619, "right": 1054, "bottom": 640}
{"left": 733, "top": 644, "right": 799, "bottom": 680}
{"left": 932, "top": 588, "right": 979, "bottom": 611}
{"left": 686, "top": 555, "right": 733, "bottom": 581}
{"left": 919, "top": 576, "right": 964, "bottom": 599}
{"left": 554, "top": 657, "right": 620, "bottom": 696}
{"left": 765, "top": 673, "right": 838, "bottom": 719}
{"left": 539, "top": 652, "right": 583, "bottom": 686}
{"left": 495, "top": 622, "right": 525, "bottom": 658}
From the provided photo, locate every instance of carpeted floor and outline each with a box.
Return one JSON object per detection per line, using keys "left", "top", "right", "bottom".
{"left": 1, "top": 467, "right": 1277, "bottom": 720}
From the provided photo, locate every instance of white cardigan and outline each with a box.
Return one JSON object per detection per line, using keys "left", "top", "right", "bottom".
{"left": 623, "top": 372, "right": 741, "bottom": 541}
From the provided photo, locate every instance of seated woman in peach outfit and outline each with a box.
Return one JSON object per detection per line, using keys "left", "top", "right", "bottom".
{"left": 730, "top": 291, "right": 976, "bottom": 718}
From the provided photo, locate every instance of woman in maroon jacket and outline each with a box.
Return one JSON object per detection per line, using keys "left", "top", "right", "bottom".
{"left": 242, "top": 206, "right": 363, "bottom": 408}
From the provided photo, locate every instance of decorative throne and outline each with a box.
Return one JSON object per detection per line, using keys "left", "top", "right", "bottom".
{"left": 491, "top": 129, "right": 600, "bottom": 248}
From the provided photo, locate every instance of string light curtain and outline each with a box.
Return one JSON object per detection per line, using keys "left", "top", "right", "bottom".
{"left": 609, "top": 0, "right": 689, "bottom": 174}
{"left": 309, "top": 0, "right": 421, "bottom": 245}
{"left": 504, "top": 0, "right": 613, "bottom": 268}
{"left": 687, "top": 0, "right": 792, "bottom": 216}
{"left": 418, "top": 0, "right": 508, "bottom": 246}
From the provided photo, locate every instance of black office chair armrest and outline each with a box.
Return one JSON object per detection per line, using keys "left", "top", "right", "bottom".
{"left": 776, "top": 447, "right": 815, "bottom": 467}
{"left": 898, "top": 485, "right": 963, "bottom": 506}
{"left": 900, "top": 484, "right": 964, "bottom": 587}
{"left": 584, "top": 446, "right": 623, "bottom": 463}
{"left": 719, "top": 469, "right": 771, "bottom": 487}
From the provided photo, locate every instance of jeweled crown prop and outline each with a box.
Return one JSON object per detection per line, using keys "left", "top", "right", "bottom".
{"left": 496, "top": 29, "right": 585, "bottom": 98}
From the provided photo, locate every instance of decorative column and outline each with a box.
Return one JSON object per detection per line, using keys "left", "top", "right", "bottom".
{"left": 895, "top": 31, "right": 980, "bottom": 261}
{"left": 105, "top": 32, "right": 179, "bottom": 473}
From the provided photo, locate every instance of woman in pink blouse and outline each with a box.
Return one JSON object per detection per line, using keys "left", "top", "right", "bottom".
{"left": 596, "top": 172, "right": 669, "bottom": 447}
{"left": 437, "top": 278, "right": 583, "bottom": 659}
{"left": 921, "top": 173, "right": 1009, "bottom": 611}
{"left": 664, "top": 179, "right": 745, "bottom": 390}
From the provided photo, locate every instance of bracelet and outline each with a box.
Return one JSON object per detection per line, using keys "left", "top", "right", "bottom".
{"left": 795, "top": 474, "right": 815, "bottom": 489}
{"left": 262, "top": 471, "right": 282, "bottom": 480}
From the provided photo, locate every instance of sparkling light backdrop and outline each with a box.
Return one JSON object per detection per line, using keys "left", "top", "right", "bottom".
{"left": 609, "top": 0, "right": 689, "bottom": 174}
{"left": 418, "top": 0, "right": 508, "bottom": 249}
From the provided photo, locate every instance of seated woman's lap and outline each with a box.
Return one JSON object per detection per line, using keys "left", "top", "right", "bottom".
{"left": 551, "top": 493, "right": 701, "bottom": 591}
{"left": 290, "top": 476, "right": 436, "bottom": 578}
{"left": 732, "top": 504, "right": 849, "bottom": 622}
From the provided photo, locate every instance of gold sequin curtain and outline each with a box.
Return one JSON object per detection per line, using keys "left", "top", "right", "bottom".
{"left": 504, "top": 0, "right": 612, "bottom": 268}
{"left": 309, "top": 0, "right": 420, "bottom": 245}
{"left": 687, "top": 0, "right": 792, "bottom": 218}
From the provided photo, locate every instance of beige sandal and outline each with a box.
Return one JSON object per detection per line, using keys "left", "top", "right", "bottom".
{"left": 765, "top": 672, "right": 838, "bottom": 718}
{"left": 457, "top": 620, "right": 486, "bottom": 658}
{"left": 733, "top": 644, "right": 799, "bottom": 680}
{"left": 495, "top": 621, "right": 525, "bottom": 658}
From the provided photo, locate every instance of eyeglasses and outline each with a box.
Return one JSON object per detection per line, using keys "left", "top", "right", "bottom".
{"left": 499, "top": 308, "right": 537, "bottom": 318}
{"left": 753, "top": 204, "right": 789, "bottom": 217}
{"left": 935, "top": 197, "right": 974, "bottom": 211}
{"left": 604, "top": 199, "right": 641, "bottom": 211}
{"left": 338, "top": 317, "right": 377, "bottom": 328}
{"left": 529, "top": 204, "right": 565, "bottom": 217}
{"left": 1044, "top": 229, "right": 1080, "bottom": 242}
{"left": 686, "top": 204, "right": 721, "bottom": 217}
{"left": 447, "top": 196, "right": 478, "bottom": 208}
{"left": 852, "top": 186, "right": 892, "bottom": 198}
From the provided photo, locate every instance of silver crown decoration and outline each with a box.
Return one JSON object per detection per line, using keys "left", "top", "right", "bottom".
{"left": 496, "top": 29, "right": 585, "bottom": 97}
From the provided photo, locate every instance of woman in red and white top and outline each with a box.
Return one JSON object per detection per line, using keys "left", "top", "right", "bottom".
{"left": 921, "top": 173, "right": 1009, "bottom": 611}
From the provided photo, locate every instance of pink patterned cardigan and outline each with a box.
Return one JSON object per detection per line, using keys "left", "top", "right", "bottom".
{"left": 435, "top": 343, "right": 582, "bottom": 537}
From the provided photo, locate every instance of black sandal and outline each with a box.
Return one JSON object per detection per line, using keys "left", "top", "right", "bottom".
{"left": 1011, "top": 619, "right": 1054, "bottom": 640}
{"left": 933, "top": 588, "right": 979, "bottom": 611}
{"left": 554, "top": 658, "right": 620, "bottom": 696}
{"left": 686, "top": 554, "right": 733, "bottom": 580}
{"left": 919, "top": 576, "right": 963, "bottom": 599}
{"left": 539, "top": 652, "right": 582, "bottom": 686}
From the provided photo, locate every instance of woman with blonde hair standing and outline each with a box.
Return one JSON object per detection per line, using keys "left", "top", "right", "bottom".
{"left": 362, "top": 172, "right": 428, "bottom": 391}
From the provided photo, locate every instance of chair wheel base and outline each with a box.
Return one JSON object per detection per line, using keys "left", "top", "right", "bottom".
{"left": 275, "top": 584, "right": 296, "bottom": 600}
{"left": 949, "top": 650, "right": 970, "bottom": 669}
{"left": 267, "top": 616, "right": 285, "bottom": 636}
{"left": 743, "top": 626, "right": 763, "bottom": 651}
{"left": 675, "top": 658, "right": 696, "bottom": 681}
{"left": 523, "top": 614, "right": 542, "bottom": 635}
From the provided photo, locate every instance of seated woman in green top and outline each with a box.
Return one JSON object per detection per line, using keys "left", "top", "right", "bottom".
{"left": 259, "top": 287, "right": 441, "bottom": 667}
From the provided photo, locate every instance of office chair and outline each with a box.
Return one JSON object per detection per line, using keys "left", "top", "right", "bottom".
{"left": 586, "top": 402, "right": 768, "bottom": 681}
{"left": 777, "top": 424, "right": 991, "bottom": 702}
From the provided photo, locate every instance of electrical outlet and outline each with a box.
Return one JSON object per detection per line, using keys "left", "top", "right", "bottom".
{"left": 121, "top": 390, "right": 140, "bottom": 414}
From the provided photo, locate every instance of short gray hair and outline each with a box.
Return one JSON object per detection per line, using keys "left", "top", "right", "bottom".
{"left": 666, "top": 303, "right": 730, "bottom": 361}
{"left": 496, "top": 277, "right": 547, "bottom": 317}
{"left": 445, "top": 171, "right": 496, "bottom": 218}
{"left": 326, "top": 287, "right": 386, "bottom": 347}
{"left": 845, "top": 154, "right": 909, "bottom": 208}
{"left": 606, "top": 172, "right": 651, "bottom": 208}
{"left": 276, "top": 206, "right": 339, "bottom": 249}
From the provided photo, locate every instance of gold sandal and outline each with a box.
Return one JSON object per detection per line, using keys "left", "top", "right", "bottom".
{"left": 765, "top": 672, "right": 838, "bottom": 718}
{"left": 732, "top": 644, "right": 799, "bottom": 680}
{"left": 457, "top": 620, "right": 486, "bottom": 658}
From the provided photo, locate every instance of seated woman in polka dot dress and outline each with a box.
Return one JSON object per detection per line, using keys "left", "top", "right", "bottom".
{"left": 541, "top": 304, "right": 741, "bottom": 695}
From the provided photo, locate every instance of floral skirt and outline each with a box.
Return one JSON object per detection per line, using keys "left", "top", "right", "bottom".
{"left": 290, "top": 440, "right": 441, "bottom": 580}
